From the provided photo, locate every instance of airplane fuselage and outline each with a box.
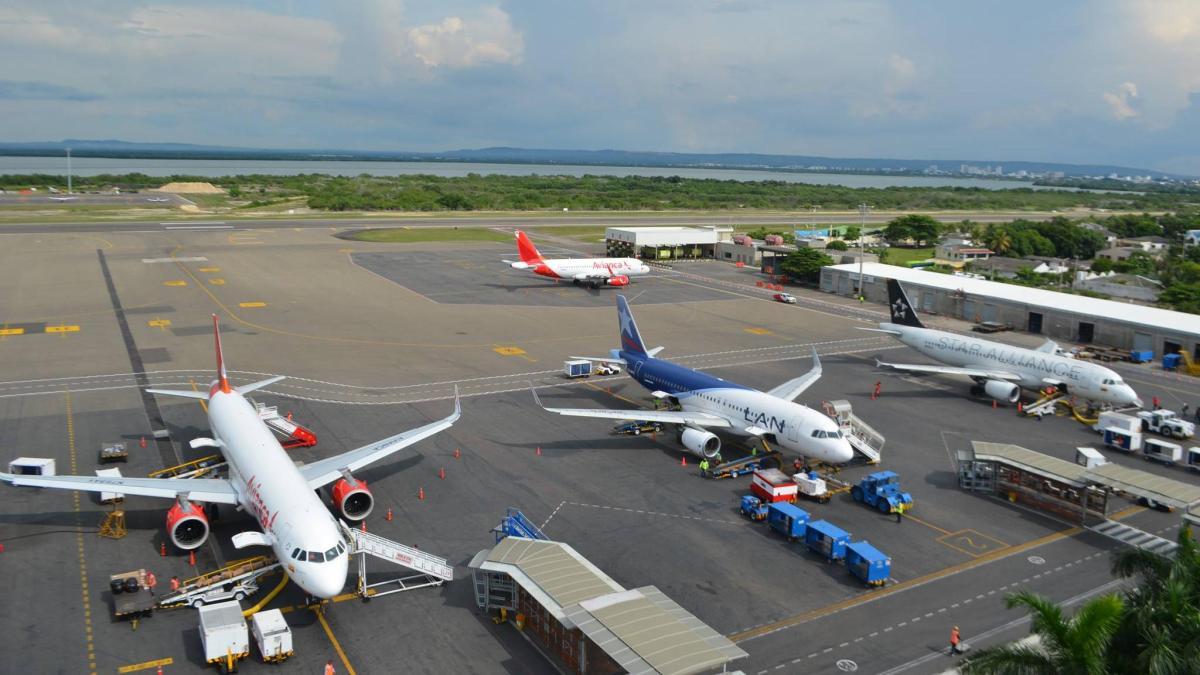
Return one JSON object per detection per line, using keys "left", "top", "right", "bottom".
{"left": 208, "top": 387, "right": 348, "bottom": 599}
{"left": 884, "top": 323, "right": 1139, "bottom": 405}
{"left": 621, "top": 351, "right": 853, "bottom": 463}
{"left": 530, "top": 257, "right": 651, "bottom": 281}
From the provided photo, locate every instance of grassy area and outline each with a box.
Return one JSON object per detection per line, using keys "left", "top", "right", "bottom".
{"left": 347, "top": 227, "right": 513, "bottom": 243}
{"left": 882, "top": 246, "right": 935, "bottom": 265}
{"left": 526, "top": 225, "right": 611, "bottom": 241}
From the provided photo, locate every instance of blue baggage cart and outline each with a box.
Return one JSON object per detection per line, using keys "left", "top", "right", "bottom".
{"left": 804, "top": 520, "right": 850, "bottom": 562}
{"left": 846, "top": 540, "right": 891, "bottom": 586}
{"left": 767, "top": 502, "right": 810, "bottom": 541}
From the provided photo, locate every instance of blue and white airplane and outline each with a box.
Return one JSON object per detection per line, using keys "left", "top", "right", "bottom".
{"left": 533, "top": 295, "right": 855, "bottom": 464}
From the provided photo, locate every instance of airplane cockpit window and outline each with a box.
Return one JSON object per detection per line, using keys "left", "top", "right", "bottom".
{"left": 309, "top": 550, "right": 325, "bottom": 563}
{"left": 326, "top": 546, "right": 339, "bottom": 560}
{"left": 295, "top": 550, "right": 307, "bottom": 562}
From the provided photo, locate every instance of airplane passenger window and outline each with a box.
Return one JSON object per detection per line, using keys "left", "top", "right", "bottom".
{"left": 309, "top": 550, "right": 325, "bottom": 563}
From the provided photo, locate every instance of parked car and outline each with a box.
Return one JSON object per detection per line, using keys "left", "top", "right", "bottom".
{"left": 613, "top": 421, "right": 663, "bottom": 436}
{"left": 773, "top": 293, "right": 797, "bottom": 304}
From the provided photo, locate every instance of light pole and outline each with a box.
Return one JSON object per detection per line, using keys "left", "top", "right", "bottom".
{"left": 857, "top": 203, "right": 869, "bottom": 300}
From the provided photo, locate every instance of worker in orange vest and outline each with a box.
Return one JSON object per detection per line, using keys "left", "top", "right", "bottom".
{"left": 324, "top": 659, "right": 336, "bottom": 675}
{"left": 949, "top": 625, "right": 962, "bottom": 655}
{"left": 145, "top": 571, "right": 157, "bottom": 596}
{"left": 169, "top": 576, "right": 180, "bottom": 593}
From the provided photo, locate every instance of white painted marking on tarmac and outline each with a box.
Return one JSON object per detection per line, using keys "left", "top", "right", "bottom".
{"left": 163, "top": 224, "right": 231, "bottom": 229}
{"left": 143, "top": 256, "right": 208, "bottom": 263}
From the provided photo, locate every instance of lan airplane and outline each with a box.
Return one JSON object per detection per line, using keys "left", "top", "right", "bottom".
{"left": 0, "top": 316, "right": 460, "bottom": 599}
{"left": 869, "top": 279, "right": 1141, "bottom": 406}
{"left": 504, "top": 230, "right": 651, "bottom": 288}
{"left": 533, "top": 295, "right": 855, "bottom": 464}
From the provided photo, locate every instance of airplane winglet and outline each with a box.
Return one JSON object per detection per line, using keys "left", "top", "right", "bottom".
{"left": 529, "top": 382, "right": 544, "bottom": 409}
{"left": 452, "top": 384, "right": 462, "bottom": 418}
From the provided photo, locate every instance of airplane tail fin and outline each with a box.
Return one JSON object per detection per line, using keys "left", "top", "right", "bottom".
{"left": 515, "top": 230, "right": 544, "bottom": 264}
{"left": 886, "top": 279, "right": 924, "bottom": 328}
{"left": 616, "top": 294, "right": 649, "bottom": 357}
{"left": 212, "top": 314, "right": 232, "bottom": 394}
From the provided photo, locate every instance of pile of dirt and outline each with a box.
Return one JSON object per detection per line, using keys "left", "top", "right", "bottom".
{"left": 151, "top": 182, "right": 225, "bottom": 194}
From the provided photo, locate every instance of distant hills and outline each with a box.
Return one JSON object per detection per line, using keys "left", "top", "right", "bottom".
{"left": 0, "top": 139, "right": 1182, "bottom": 179}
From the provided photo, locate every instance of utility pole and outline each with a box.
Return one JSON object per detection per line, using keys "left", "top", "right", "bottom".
{"left": 66, "top": 147, "right": 72, "bottom": 194}
{"left": 857, "top": 203, "right": 870, "bottom": 299}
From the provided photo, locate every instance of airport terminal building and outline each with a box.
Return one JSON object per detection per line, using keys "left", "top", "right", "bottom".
{"left": 821, "top": 262, "right": 1200, "bottom": 358}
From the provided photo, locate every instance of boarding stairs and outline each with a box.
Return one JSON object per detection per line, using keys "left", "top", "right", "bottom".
{"left": 157, "top": 555, "right": 281, "bottom": 609}
{"left": 340, "top": 522, "right": 454, "bottom": 599}
{"left": 1090, "top": 520, "right": 1179, "bottom": 558}
{"left": 823, "top": 400, "right": 883, "bottom": 464}
{"left": 252, "top": 401, "right": 318, "bottom": 449}
{"left": 492, "top": 508, "right": 547, "bottom": 542}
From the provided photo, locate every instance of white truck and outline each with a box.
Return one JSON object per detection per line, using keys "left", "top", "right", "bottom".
{"left": 1137, "top": 410, "right": 1196, "bottom": 440}
{"left": 198, "top": 600, "right": 249, "bottom": 672}
{"left": 1094, "top": 411, "right": 1143, "bottom": 453}
{"left": 250, "top": 609, "right": 293, "bottom": 663}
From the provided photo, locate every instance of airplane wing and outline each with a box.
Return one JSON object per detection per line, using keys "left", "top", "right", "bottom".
{"left": 0, "top": 472, "right": 240, "bottom": 504}
{"left": 875, "top": 358, "right": 1021, "bottom": 382}
{"left": 531, "top": 387, "right": 732, "bottom": 427}
{"left": 765, "top": 348, "right": 822, "bottom": 402}
{"left": 301, "top": 388, "right": 461, "bottom": 489}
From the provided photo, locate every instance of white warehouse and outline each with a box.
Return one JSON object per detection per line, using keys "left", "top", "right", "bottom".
{"left": 605, "top": 226, "right": 732, "bottom": 259}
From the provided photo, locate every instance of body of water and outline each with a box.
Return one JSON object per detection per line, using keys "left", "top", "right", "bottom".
{"left": 0, "top": 155, "right": 1039, "bottom": 190}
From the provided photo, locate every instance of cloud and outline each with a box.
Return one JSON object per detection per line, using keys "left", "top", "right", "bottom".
{"left": 1103, "top": 81, "right": 1140, "bottom": 120}
{"left": 0, "top": 80, "right": 101, "bottom": 101}
{"left": 406, "top": 7, "right": 524, "bottom": 68}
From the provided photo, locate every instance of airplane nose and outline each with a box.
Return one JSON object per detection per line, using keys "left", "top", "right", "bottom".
{"left": 307, "top": 559, "right": 348, "bottom": 599}
{"left": 833, "top": 440, "right": 854, "bottom": 464}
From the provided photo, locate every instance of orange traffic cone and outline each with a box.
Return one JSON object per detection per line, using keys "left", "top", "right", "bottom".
{"left": 160, "top": 541, "right": 166, "bottom": 557}
{"left": 361, "top": 521, "right": 367, "bottom": 533}
{"left": 287, "top": 411, "right": 293, "bottom": 421}
{"left": 157, "top": 665, "right": 163, "bottom": 675}
{"left": 438, "top": 467, "right": 445, "bottom": 480}
{"left": 385, "top": 508, "right": 393, "bottom": 522}
{"left": 188, "top": 550, "right": 196, "bottom": 566}
{"left": 680, "top": 455, "right": 687, "bottom": 467}
{"left": 992, "top": 400, "right": 998, "bottom": 410}
{"left": 536, "top": 446, "right": 542, "bottom": 457}
{"left": 418, "top": 487, "right": 425, "bottom": 500}
{"left": 1017, "top": 402, "right": 1023, "bottom": 413}
{"left": 140, "top": 436, "right": 147, "bottom": 448}
{"left": 453, "top": 448, "right": 461, "bottom": 459}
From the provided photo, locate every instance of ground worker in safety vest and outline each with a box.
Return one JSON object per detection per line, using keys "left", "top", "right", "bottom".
{"left": 145, "top": 571, "right": 157, "bottom": 596}
{"left": 949, "top": 625, "right": 962, "bottom": 655}
{"left": 325, "top": 659, "right": 336, "bottom": 675}
{"left": 699, "top": 458, "right": 709, "bottom": 478}
{"left": 169, "top": 576, "right": 180, "bottom": 593}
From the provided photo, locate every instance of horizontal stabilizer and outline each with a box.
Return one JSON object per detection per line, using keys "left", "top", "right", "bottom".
{"left": 146, "top": 388, "right": 209, "bottom": 400}
{"left": 236, "top": 375, "right": 285, "bottom": 395}
{"left": 856, "top": 327, "right": 902, "bottom": 335}
{"left": 504, "top": 260, "right": 533, "bottom": 270}
{"left": 645, "top": 346, "right": 665, "bottom": 358}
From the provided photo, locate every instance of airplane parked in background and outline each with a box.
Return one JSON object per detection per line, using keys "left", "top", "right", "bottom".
{"left": 868, "top": 279, "right": 1141, "bottom": 407}
{"left": 0, "top": 316, "right": 460, "bottom": 599}
{"left": 533, "top": 295, "right": 855, "bottom": 464}
{"left": 504, "top": 230, "right": 651, "bottom": 288}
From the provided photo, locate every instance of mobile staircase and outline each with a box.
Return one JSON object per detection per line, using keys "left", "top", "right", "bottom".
{"left": 1021, "top": 391, "right": 1068, "bottom": 418}
{"left": 157, "top": 556, "right": 281, "bottom": 609}
{"left": 339, "top": 521, "right": 454, "bottom": 600}
{"left": 491, "top": 508, "right": 547, "bottom": 542}
{"left": 252, "top": 400, "right": 318, "bottom": 449}
{"left": 822, "top": 400, "right": 884, "bottom": 464}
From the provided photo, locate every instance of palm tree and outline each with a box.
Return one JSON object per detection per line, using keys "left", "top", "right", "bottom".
{"left": 987, "top": 229, "right": 1014, "bottom": 256}
{"left": 1108, "top": 528, "right": 1200, "bottom": 674}
{"left": 961, "top": 591, "right": 1124, "bottom": 675}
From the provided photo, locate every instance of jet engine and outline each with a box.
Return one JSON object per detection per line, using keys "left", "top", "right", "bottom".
{"left": 983, "top": 379, "right": 1020, "bottom": 404}
{"left": 606, "top": 275, "right": 630, "bottom": 287}
{"left": 166, "top": 502, "right": 210, "bottom": 550}
{"left": 680, "top": 427, "right": 721, "bottom": 459}
{"left": 331, "top": 477, "right": 374, "bottom": 521}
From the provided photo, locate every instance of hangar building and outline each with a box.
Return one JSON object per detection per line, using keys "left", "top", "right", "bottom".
{"left": 605, "top": 226, "right": 732, "bottom": 260}
{"left": 821, "top": 262, "right": 1200, "bottom": 358}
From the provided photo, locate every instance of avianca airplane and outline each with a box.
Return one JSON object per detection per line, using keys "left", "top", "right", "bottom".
{"left": 0, "top": 316, "right": 460, "bottom": 599}
{"left": 504, "top": 230, "right": 651, "bottom": 288}
{"left": 868, "top": 279, "right": 1141, "bottom": 406}
{"left": 533, "top": 295, "right": 854, "bottom": 464}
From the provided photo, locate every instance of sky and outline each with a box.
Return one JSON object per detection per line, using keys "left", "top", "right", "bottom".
{"left": 2, "top": 1, "right": 1200, "bottom": 174}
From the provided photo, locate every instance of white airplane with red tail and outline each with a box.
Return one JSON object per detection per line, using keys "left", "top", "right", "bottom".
{"left": 0, "top": 316, "right": 460, "bottom": 599}
{"left": 504, "top": 230, "right": 651, "bottom": 288}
